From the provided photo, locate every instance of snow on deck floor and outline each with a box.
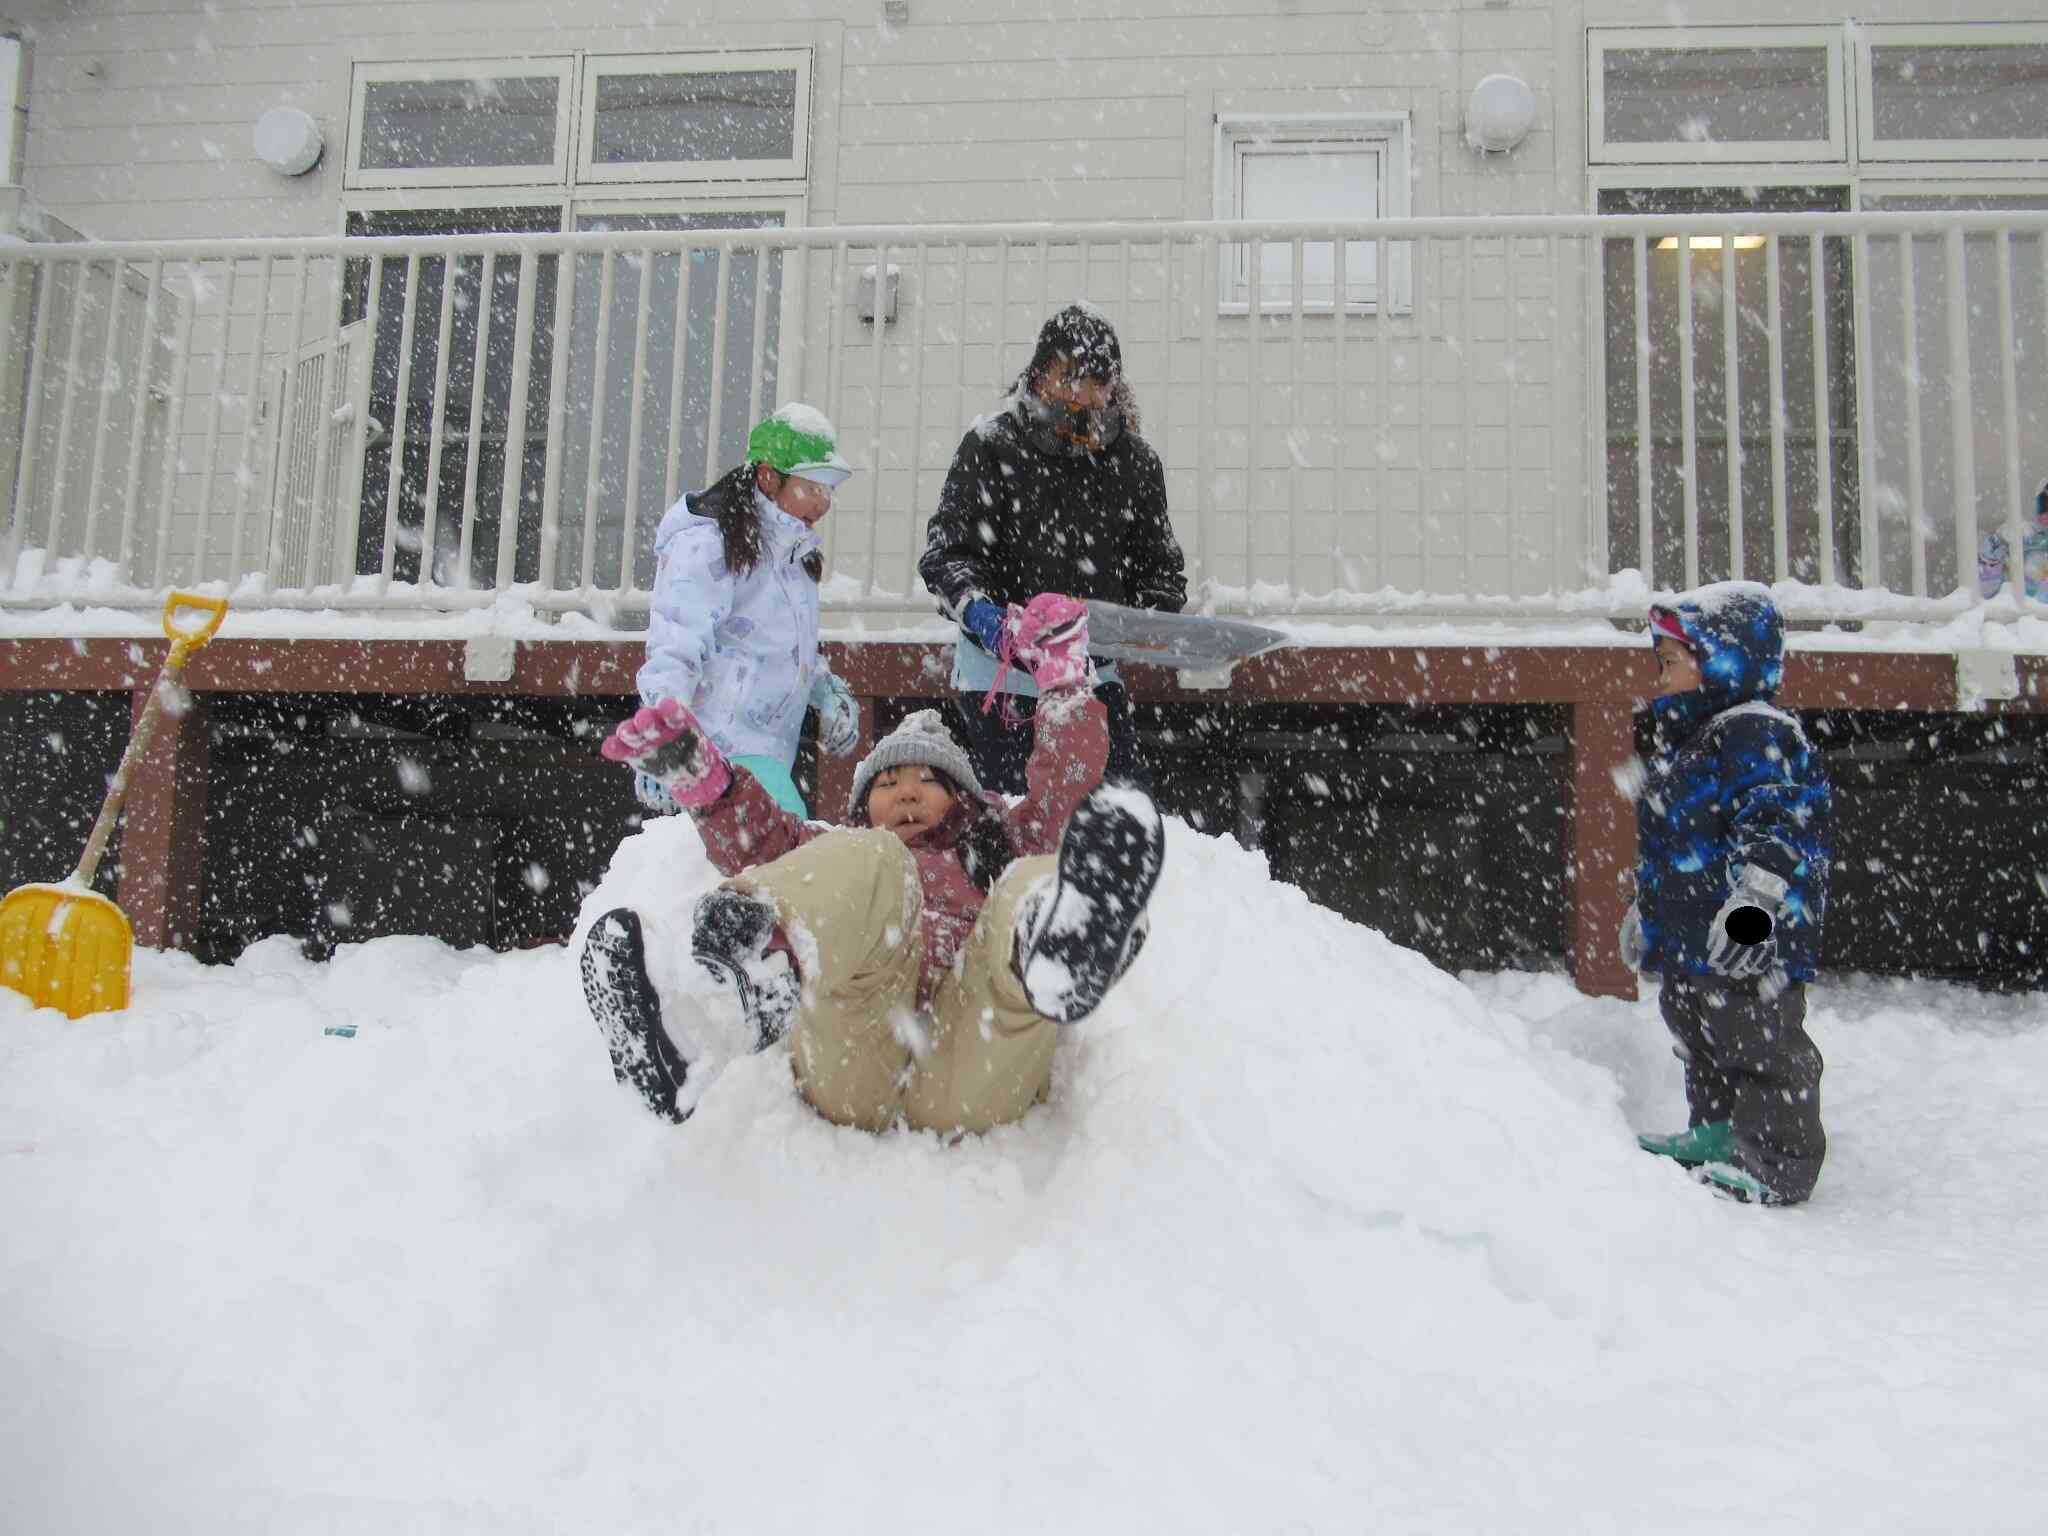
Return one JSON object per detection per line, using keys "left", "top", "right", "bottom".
{"left": 2, "top": 816, "right": 2044, "bottom": 1533}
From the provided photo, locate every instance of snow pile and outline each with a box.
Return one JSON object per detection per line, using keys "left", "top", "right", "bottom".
{"left": 3, "top": 817, "right": 2047, "bottom": 1531}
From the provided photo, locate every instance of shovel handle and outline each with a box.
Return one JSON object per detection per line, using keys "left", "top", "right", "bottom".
{"left": 70, "top": 592, "right": 229, "bottom": 887}
{"left": 163, "top": 590, "right": 228, "bottom": 671}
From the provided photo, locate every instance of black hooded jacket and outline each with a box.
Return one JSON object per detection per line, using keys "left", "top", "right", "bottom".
{"left": 918, "top": 394, "right": 1187, "bottom": 622}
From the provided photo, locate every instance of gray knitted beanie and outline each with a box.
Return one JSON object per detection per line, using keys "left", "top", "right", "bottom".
{"left": 847, "top": 709, "right": 981, "bottom": 821}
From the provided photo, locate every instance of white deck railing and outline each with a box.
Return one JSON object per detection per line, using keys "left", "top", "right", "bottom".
{"left": 3, "top": 212, "right": 2046, "bottom": 625}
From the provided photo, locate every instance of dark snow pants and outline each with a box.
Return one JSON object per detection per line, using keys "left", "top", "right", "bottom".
{"left": 1659, "top": 973, "right": 1827, "bottom": 1204}
{"left": 950, "top": 679, "right": 1150, "bottom": 795}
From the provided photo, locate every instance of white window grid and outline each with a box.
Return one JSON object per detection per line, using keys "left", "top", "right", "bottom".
{"left": 576, "top": 51, "right": 810, "bottom": 186}
{"left": 345, "top": 50, "right": 811, "bottom": 195}
{"left": 1588, "top": 26, "right": 1847, "bottom": 166}
{"left": 1213, "top": 112, "right": 1413, "bottom": 314}
{"left": 1854, "top": 21, "right": 2048, "bottom": 165}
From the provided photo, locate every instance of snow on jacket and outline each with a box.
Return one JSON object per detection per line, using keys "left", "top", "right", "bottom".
{"left": 694, "top": 688, "right": 1109, "bottom": 1010}
{"left": 637, "top": 466, "right": 822, "bottom": 768}
{"left": 918, "top": 391, "right": 1187, "bottom": 632}
{"left": 1635, "top": 582, "right": 1832, "bottom": 981}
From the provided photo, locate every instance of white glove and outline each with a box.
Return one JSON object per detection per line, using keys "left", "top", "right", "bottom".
{"left": 809, "top": 666, "right": 860, "bottom": 757}
{"left": 1619, "top": 901, "right": 1646, "bottom": 973}
{"left": 1706, "top": 864, "right": 1788, "bottom": 981}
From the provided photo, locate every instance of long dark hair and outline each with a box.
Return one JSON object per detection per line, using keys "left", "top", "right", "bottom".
{"left": 707, "top": 463, "right": 825, "bottom": 583}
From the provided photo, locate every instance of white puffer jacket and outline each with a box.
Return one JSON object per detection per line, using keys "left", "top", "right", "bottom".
{"left": 636, "top": 479, "right": 822, "bottom": 768}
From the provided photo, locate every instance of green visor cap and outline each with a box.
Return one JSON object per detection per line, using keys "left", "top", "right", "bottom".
{"left": 747, "top": 408, "right": 854, "bottom": 486}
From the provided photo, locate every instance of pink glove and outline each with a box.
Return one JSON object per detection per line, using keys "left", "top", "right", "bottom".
{"left": 600, "top": 698, "right": 732, "bottom": 810}
{"left": 1008, "top": 593, "right": 1091, "bottom": 691}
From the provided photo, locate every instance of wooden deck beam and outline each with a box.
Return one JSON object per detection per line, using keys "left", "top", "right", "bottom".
{"left": 5, "top": 635, "right": 2043, "bottom": 995}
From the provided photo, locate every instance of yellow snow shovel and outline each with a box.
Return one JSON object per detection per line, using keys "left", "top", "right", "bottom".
{"left": 0, "top": 590, "right": 228, "bottom": 1018}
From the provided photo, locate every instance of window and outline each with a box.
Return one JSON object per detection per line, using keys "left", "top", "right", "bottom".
{"left": 346, "top": 59, "right": 575, "bottom": 190}
{"left": 558, "top": 206, "right": 789, "bottom": 589}
{"left": 345, "top": 50, "right": 811, "bottom": 192}
{"left": 1215, "top": 113, "right": 1411, "bottom": 312}
{"left": 577, "top": 52, "right": 809, "bottom": 183}
{"left": 1857, "top": 24, "right": 2048, "bottom": 162}
{"left": 1590, "top": 29, "right": 1845, "bottom": 163}
{"left": 1597, "top": 185, "right": 1861, "bottom": 590}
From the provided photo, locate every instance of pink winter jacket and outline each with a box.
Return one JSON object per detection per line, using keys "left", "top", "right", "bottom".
{"left": 693, "top": 688, "right": 1109, "bottom": 1009}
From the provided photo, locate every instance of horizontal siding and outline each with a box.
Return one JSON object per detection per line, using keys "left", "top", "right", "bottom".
{"left": 841, "top": 96, "right": 1182, "bottom": 146}
{"left": 840, "top": 137, "right": 1183, "bottom": 185}
{"left": 837, "top": 178, "right": 1189, "bottom": 224}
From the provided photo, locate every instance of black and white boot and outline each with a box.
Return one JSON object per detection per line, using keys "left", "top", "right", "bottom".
{"left": 581, "top": 907, "right": 691, "bottom": 1123}
{"left": 1017, "top": 786, "right": 1166, "bottom": 1023}
{"left": 690, "top": 888, "right": 802, "bottom": 1052}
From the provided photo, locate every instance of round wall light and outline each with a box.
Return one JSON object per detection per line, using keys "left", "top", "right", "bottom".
{"left": 253, "top": 107, "right": 324, "bottom": 177}
{"left": 1464, "top": 74, "right": 1537, "bottom": 155}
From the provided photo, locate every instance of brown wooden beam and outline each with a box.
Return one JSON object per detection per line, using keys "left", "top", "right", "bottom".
{"left": 6, "top": 636, "right": 2044, "bottom": 712}
{"left": 116, "top": 681, "right": 210, "bottom": 951}
{"left": 1566, "top": 701, "right": 1640, "bottom": 1000}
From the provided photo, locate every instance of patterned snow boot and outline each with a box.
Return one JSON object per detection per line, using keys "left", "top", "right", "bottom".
{"left": 1017, "top": 785, "right": 1166, "bottom": 1024}
{"left": 581, "top": 907, "right": 692, "bottom": 1123}
{"left": 690, "top": 888, "right": 802, "bottom": 1052}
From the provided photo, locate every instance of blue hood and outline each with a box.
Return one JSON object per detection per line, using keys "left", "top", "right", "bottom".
{"left": 1647, "top": 581, "right": 1785, "bottom": 739}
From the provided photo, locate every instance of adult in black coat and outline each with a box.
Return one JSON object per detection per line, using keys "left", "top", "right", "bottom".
{"left": 918, "top": 305, "right": 1187, "bottom": 792}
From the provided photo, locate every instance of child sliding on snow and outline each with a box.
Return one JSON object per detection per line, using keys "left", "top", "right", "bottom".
{"left": 1621, "top": 582, "right": 1832, "bottom": 1205}
{"left": 582, "top": 594, "right": 1165, "bottom": 1135}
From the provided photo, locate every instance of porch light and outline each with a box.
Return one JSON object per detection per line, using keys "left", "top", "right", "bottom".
{"left": 254, "top": 107, "right": 324, "bottom": 177}
{"left": 1655, "top": 235, "right": 1767, "bottom": 251}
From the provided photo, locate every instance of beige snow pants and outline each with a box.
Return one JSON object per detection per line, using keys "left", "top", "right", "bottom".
{"left": 726, "top": 829, "right": 1059, "bottom": 1136}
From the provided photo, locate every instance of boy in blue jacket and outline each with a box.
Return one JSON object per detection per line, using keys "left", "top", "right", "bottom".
{"left": 1620, "top": 582, "right": 1832, "bottom": 1205}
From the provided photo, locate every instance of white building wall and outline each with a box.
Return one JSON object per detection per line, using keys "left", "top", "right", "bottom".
{"left": 6, "top": 2, "right": 2041, "bottom": 609}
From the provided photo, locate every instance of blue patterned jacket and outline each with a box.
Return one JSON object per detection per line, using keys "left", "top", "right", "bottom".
{"left": 1635, "top": 584, "right": 1832, "bottom": 981}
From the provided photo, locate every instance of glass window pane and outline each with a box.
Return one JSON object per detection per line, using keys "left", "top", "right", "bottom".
{"left": 359, "top": 76, "right": 560, "bottom": 171}
{"left": 591, "top": 70, "right": 798, "bottom": 164}
{"left": 1240, "top": 147, "right": 1381, "bottom": 303}
{"left": 343, "top": 206, "right": 564, "bottom": 588}
{"left": 1869, "top": 45, "right": 2048, "bottom": 142}
{"left": 560, "top": 211, "right": 786, "bottom": 590}
{"left": 1603, "top": 47, "right": 1830, "bottom": 145}
{"left": 1597, "top": 186, "right": 1860, "bottom": 588}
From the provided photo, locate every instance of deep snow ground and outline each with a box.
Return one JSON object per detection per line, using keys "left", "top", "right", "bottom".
{"left": 3, "top": 814, "right": 2045, "bottom": 1534}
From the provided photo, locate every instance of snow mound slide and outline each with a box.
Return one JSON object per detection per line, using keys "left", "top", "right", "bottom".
{"left": 3, "top": 813, "right": 2045, "bottom": 1532}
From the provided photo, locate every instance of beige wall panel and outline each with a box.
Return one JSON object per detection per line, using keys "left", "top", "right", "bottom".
{"left": 835, "top": 12, "right": 1397, "bottom": 66}
{"left": 838, "top": 178, "right": 1187, "bottom": 224}
{"left": 841, "top": 136, "right": 1183, "bottom": 186}
{"left": 843, "top": 96, "right": 1181, "bottom": 145}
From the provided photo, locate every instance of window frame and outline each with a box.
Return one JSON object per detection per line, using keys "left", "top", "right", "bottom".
{"left": 574, "top": 50, "right": 811, "bottom": 186}
{"left": 345, "top": 56, "right": 577, "bottom": 192}
{"left": 1588, "top": 26, "right": 1846, "bottom": 166}
{"left": 1854, "top": 22, "right": 2048, "bottom": 165}
{"left": 1, "top": 35, "right": 25, "bottom": 185}
{"left": 1213, "top": 111, "right": 1412, "bottom": 315}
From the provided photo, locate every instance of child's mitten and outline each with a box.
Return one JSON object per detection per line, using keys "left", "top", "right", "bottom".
{"left": 601, "top": 698, "right": 732, "bottom": 810}
{"left": 1008, "top": 592, "right": 1092, "bottom": 691}
{"left": 1705, "top": 864, "right": 1787, "bottom": 980}
{"left": 1618, "top": 900, "right": 1646, "bottom": 972}
{"left": 809, "top": 666, "right": 860, "bottom": 757}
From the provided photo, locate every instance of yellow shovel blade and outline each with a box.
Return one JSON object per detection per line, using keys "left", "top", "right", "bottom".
{"left": 0, "top": 883, "right": 134, "bottom": 1019}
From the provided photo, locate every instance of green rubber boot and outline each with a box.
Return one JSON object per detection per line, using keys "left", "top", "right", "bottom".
{"left": 1636, "top": 1119, "right": 1736, "bottom": 1167}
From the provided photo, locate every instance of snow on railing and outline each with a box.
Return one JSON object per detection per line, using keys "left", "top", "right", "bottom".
{"left": 3, "top": 212, "right": 2046, "bottom": 625}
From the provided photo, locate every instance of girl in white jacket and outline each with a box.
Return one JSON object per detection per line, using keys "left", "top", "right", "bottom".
{"left": 635, "top": 405, "right": 858, "bottom": 817}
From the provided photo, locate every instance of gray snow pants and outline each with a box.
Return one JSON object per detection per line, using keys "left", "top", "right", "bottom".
{"left": 1659, "top": 973, "right": 1827, "bottom": 1204}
